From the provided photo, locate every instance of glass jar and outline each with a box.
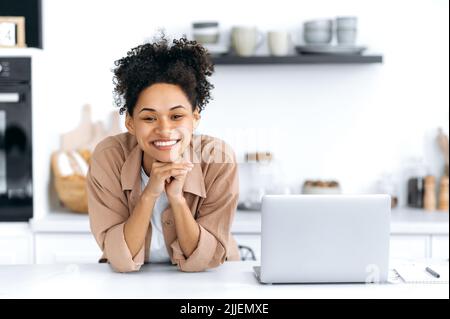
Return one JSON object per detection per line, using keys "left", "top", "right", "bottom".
{"left": 239, "top": 152, "right": 281, "bottom": 211}
{"left": 376, "top": 173, "right": 399, "bottom": 208}
{"left": 405, "top": 157, "right": 428, "bottom": 208}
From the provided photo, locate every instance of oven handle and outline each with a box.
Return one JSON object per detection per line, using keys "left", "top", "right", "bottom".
{"left": 0, "top": 93, "right": 20, "bottom": 103}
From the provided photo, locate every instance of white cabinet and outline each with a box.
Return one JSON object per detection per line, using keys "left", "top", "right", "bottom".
{"left": 2, "top": 209, "right": 445, "bottom": 264}
{"left": 431, "top": 235, "right": 449, "bottom": 259}
{"left": 389, "top": 235, "right": 449, "bottom": 259}
{"left": 0, "top": 223, "right": 33, "bottom": 265}
{"left": 234, "top": 234, "right": 444, "bottom": 261}
{"left": 34, "top": 233, "right": 102, "bottom": 264}
{"left": 389, "top": 235, "right": 430, "bottom": 259}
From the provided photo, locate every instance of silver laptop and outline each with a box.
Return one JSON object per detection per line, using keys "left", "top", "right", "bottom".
{"left": 254, "top": 194, "right": 390, "bottom": 284}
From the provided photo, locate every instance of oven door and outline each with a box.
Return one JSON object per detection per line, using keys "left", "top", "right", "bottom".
{"left": 0, "top": 83, "right": 33, "bottom": 221}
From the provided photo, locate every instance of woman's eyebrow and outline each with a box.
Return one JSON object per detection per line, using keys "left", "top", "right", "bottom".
{"left": 139, "top": 105, "right": 186, "bottom": 113}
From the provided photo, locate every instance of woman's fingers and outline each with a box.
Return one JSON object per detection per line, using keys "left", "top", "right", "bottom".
{"left": 151, "top": 162, "right": 193, "bottom": 183}
{"left": 170, "top": 173, "right": 189, "bottom": 181}
{"left": 160, "top": 165, "right": 192, "bottom": 176}
{"left": 160, "top": 168, "right": 190, "bottom": 182}
{"left": 154, "top": 161, "right": 193, "bottom": 168}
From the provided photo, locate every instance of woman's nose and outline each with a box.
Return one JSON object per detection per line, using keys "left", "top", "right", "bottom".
{"left": 156, "top": 117, "right": 173, "bottom": 134}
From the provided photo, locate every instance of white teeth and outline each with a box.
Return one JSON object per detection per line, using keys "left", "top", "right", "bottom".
{"left": 153, "top": 140, "right": 178, "bottom": 147}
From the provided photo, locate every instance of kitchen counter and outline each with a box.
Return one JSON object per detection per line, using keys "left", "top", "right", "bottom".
{"left": 29, "top": 207, "right": 449, "bottom": 235}
{"left": 0, "top": 260, "right": 447, "bottom": 299}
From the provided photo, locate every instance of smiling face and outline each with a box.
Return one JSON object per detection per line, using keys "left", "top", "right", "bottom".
{"left": 125, "top": 83, "right": 200, "bottom": 164}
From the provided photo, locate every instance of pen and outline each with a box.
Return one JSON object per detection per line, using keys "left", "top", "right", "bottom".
{"left": 425, "top": 267, "right": 440, "bottom": 278}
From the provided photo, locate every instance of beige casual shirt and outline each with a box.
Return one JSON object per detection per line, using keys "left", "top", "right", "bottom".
{"left": 86, "top": 132, "right": 240, "bottom": 273}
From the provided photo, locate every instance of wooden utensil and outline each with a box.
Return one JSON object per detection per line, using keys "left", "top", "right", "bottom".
{"left": 436, "top": 128, "right": 449, "bottom": 176}
{"left": 424, "top": 175, "right": 436, "bottom": 211}
{"left": 438, "top": 176, "right": 449, "bottom": 211}
{"left": 60, "top": 105, "right": 124, "bottom": 152}
{"left": 60, "top": 104, "right": 93, "bottom": 151}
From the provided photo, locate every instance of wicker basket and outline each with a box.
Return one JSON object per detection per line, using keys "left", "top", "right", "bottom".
{"left": 51, "top": 149, "right": 91, "bottom": 214}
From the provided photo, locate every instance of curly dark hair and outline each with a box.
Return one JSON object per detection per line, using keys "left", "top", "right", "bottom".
{"left": 113, "top": 34, "right": 215, "bottom": 116}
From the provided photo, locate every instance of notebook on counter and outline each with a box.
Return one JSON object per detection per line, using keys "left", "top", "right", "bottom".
{"left": 394, "top": 262, "right": 449, "bottom": 284}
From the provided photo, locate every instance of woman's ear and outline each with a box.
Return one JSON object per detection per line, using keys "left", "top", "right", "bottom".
{"left": 125, "top": 113, "right": 135, "bottom": 135}
{"left": 193, "top": 109, "right": 201, "bottom": 130}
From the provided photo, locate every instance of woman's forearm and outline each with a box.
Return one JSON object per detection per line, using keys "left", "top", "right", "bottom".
{"left": 124, "top": 192, "right": 157, "bottom": 258}
{"left": 169, "top": 197, "right": 200, "bottom": 257}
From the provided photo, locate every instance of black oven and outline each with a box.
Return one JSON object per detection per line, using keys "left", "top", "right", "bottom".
{"left": 0, "top": 57, "right": 33, "bottom": 221}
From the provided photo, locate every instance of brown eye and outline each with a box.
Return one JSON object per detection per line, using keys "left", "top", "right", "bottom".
{"left": 144, "top": 117, "right": 156, "bottom": 122}
{"left": 172, "top": 114, "right": 184, "bottom": 120}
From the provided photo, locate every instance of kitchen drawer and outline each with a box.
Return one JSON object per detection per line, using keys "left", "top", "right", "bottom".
{"left": 234, "top": 234, "right": 261, "bottom": 261}
{"left": 35, "top": 233, "right": 101, "bottom": 264}
{"left": 389, "top": 235, "right": 430, "bottom": 259}
{"left": 431, "top": 235, "right": 449, "bottom": 259}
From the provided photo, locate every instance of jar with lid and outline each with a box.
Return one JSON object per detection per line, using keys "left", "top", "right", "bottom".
{"left": 405, "top": 157, "right": 428, "bottom": 208}
{"left": 376, "top": 173, "right": 398, "bottom": 208}
{"left": 238, "top": 152, "right": 283, "bottom": 211}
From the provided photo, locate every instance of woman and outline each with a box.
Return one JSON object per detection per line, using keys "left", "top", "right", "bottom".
{"left": 86, "top": 36, "right": 240, "bottom": 273}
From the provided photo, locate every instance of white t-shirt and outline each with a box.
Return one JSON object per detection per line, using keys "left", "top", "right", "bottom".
{"left": 140, "top": 167, "right": 171, "bottom": 263}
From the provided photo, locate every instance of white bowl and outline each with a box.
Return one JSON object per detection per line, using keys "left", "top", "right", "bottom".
{"left": 304, "top": 19, "right": 333, "bottom": 30}
{"left": 302, "top": 186, "right": 341, "bottom": 194}
{"left": 304, "top": 29, "right": 332, "bottom": 44}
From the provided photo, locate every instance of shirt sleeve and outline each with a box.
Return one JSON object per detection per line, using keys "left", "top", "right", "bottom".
{"left": 87, "top": 155, "right": 145, "bottom": 273}
{"left": 170, "top": 151, "right": 239, "bottom": 272}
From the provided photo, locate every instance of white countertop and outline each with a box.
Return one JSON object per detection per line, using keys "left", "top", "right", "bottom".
{"left": 29, "top": 207, "right": 449, "bottom": 235}
{"left": 0, "top": 260, "right": 447, "bottom": 299}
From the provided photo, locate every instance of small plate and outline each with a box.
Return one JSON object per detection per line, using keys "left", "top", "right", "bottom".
{"left": 295, "top": 45, "right": 367, "bottom": 55}
{"left": 203, "top": 43, "right": 230, "bottom": 56}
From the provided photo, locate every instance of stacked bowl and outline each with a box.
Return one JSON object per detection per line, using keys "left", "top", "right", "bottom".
{"left": 303, "top": 19, "right": 333, "bottom": 44}
{"left": 336, "top": 16, "right": 358, "bottom": 45}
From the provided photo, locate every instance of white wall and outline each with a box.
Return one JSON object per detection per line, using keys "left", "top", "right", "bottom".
{"left": 39, "top": 0, "right": 449, "bottom": 207}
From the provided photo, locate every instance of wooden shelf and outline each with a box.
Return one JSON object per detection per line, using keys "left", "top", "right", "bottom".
{"left": 211, "top": 54, "right": 383, "bottom": 65}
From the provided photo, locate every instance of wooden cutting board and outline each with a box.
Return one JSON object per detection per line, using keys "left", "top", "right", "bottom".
{"left": 60, "top": 104, "right": 123, "bottom": 151}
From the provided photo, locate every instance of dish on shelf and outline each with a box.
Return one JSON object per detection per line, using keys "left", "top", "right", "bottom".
{"left": 295, "top": 45, "right": 367, "bottom": 55}
{"left": 203, "top": 43, "right": 230, "bottom": 56}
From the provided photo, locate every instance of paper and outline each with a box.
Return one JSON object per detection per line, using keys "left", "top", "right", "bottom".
{"left": 394, "top": 262, "right": 449, "bottom": 284}
{"left": 0, "top": 22, "right": 16, "bottom": 46}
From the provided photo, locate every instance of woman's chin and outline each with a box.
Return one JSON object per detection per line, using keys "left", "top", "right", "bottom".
{"left": 148, "top": 149, "right": 184, "bottom": 163}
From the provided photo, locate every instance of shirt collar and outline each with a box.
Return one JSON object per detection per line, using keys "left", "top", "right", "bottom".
{"left": 120, "top": 136, "right": 206, "bottom": 198}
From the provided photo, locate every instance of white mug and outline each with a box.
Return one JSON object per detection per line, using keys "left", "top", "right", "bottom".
{"left": 231, "top": 26, "right": 264, "bottom": 56}
{"left": 267, "top": 31, "right": 290, "bottom": 56}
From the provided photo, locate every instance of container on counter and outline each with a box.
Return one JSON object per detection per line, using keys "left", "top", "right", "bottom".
{"left": 376, "top": 173, "right": 399, "bottom": 208}
{"left": 405, "top": 157, "right": 428, "bottom": 209}
{"left": 438, "top": 176, "right": 449, "bottom": 211}
{"left": 238, "top": 152, "right": 286, "bottom": 211}
{"left": 423, "top": 175, "right": 437, "bottom": 211}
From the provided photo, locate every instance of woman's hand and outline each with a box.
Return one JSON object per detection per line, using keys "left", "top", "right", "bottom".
{"left": 143, "top": 161, "right": 193, "bottom": 200}
{"left": 164, "top": 161, "right": 193, "bottom": 203}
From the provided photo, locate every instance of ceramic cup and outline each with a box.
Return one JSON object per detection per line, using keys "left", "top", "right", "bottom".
{"left": 231, "top": 26, "right": 264, "bottom": 56}
{"left": 267, "top": 31, "right": 290, "bottom": 56}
